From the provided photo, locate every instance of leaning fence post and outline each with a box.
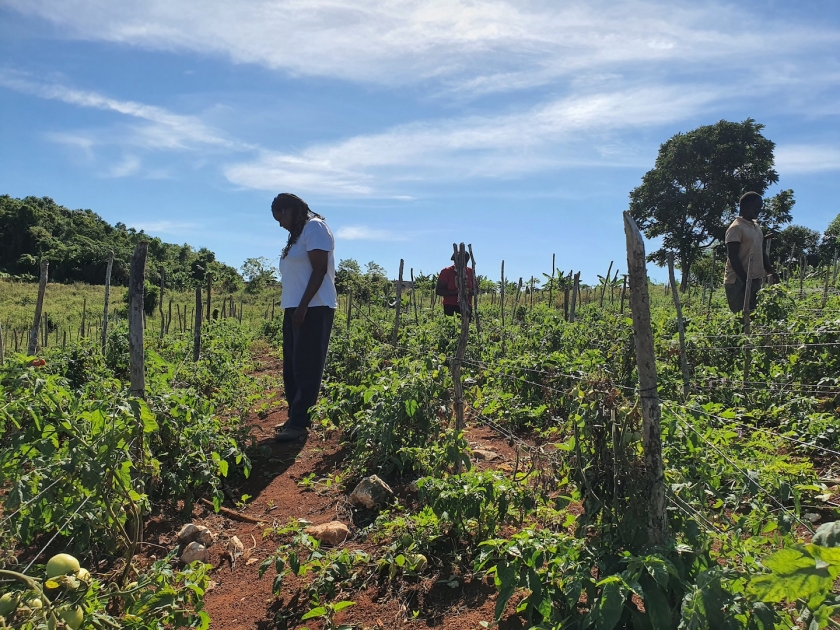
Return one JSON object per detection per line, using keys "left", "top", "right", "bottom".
{"left": 0, "top": 320, "right": 4, "bottom": 365}
{"left": 451, "top": 243, "right": 470, "bottom": 474}
{"left": 623, "top": 212, "right": 668, "bottom": 545}
{"left": 194, "top": 287, "right": 203, "bottom": 361}
{"left": 600, "top": 261, "right": 614, "bottom": 308}
{"left": 410, "top": 268, "right": 419, "bottom": 326}
{"left": 102, "top": 251, "right": 114, "bottom": 354}
{"left": 822, "top": 260, "right": 831, "bottom": 309}
{"left": 128, "top": 243, "right": 148, "bottom": 398}
{"left": 28, "top": 259, "right": 49, "bottom": 355}
{"left": 392, "top": 259, "right": 404, "bottom": 346}
{"left": 468, "top": 244, "right": 481, "bottom": 344}
{"left": 667, "top": 253, "right": 691, "bottom": 398}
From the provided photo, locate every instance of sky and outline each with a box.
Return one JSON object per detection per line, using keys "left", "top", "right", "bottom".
{"left": 1, "top": 0, "right": 839, "bottom": 285}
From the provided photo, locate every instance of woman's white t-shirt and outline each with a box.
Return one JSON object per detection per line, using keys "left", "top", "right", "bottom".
{"left": 278, "top": 218, "right": 337, "bottom": 309}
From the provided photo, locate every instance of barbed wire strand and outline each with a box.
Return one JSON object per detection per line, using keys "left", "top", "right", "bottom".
{"left": 22, "top": 495, "right": 92, "bottom": 574}
{"left": 0, "top": 478, "right": 64, "bottom": 527}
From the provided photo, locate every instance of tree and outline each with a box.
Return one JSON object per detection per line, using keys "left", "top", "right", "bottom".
{"left": 335, "top": 258, "right": 362, "bottom": 295}
{"left": 629, "top": 119, "right": 787, "bottom": 290}
{"left": 819, "top": 213, "right": 840, "bottom": 263}
{"left": 772, "top": 225, "right": 820, "bottom": 267}
{"left": 240, "top": 257, "right": 278, "bottom": 293}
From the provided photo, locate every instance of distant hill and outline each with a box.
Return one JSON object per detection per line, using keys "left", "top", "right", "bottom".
{"left": 0, "top": 195, "right": 241, "bottom": 290}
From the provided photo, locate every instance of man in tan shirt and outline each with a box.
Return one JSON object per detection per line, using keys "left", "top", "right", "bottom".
{"left": 724, "top": 191, "right": 778, "bottom": 313}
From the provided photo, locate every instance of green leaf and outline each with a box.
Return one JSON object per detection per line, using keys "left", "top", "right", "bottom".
{"left": 332, "top": 601, "right": 356, "bottom": 613}
{"left": 593, "top": 577, "right": 627, "bottom": 630}
{"left": 405, "top": 399, "right": 418, "bottom": 417}
{"left": 130, "top": 398, "right": 158, "bottom": 433}
{"left": 301, "top": 606, "right": 327, "bottom": 620}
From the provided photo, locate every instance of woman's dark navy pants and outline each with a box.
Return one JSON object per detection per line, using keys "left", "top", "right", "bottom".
{"left": 283, "top": 306, "right": 335, "bottom": 430}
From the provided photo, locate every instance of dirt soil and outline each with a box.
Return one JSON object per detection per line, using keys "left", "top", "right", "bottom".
{"left": 142, "top": 351, "right": 532, "bottom": 629}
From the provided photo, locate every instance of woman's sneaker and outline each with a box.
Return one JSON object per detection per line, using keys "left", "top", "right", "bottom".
{"left": 275, "top": 426, "right": 308, "bottom": 443}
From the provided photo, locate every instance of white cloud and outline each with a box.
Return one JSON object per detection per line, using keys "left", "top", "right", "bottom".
{"left": 106, "top": 155, "right": 142, "bottom": 178}
{"left": 0, "top": 72, "right": 245, "bottom": 152}
{"left": 224, "top": 84, "right": 721, "bottom": 194}
{"left": 776, "top": 145, "right": 840, "bottom": 174}
{"left": 131, "top": 220, "right": 198, "bottom": 234}
{"left": 336, "top": 226, "right": 408, "bottom": 241}
{"left": 3, "top": 0, "right": 837, "bottom": 94}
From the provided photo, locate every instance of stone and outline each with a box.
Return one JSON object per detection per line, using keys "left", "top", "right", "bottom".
{"left": 195, "top": 526, "right": 216, "bottom": 547}
{"left": 348, "top": 475, "right": 394, "bottom": 509}
{"left": 228, "top": 536, "right": 245, "bottom": 555}
{"left": 176, "top": 523, "right": 200, "bottom": 545}
{"left": 306, "top": 521, "right": 350, "bottom": 546}
{"left": 180, "top": 542, "right": 209, "bottom": 564}
{"left": 473, "top": 449, "right": 500, "bottom": 461}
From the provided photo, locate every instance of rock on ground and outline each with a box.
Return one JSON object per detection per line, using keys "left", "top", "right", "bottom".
{"left": 472, "top": 449, "right": 500, "bottom": 461}
{"left": 180, "top": 542, "right": 209, "bottom": 564}
{"left": 348, "top": 475, "right": 394, "bottom": 509}
{"left": 306, "top": 521, "right": 350, "bottom": 546}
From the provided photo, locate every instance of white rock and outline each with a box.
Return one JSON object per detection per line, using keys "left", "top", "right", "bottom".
{"left": 306, "top": 521, "right": 350, "bottom": 546}
{"left": 228, "top": 536, "right": 245, "bottom": 554}
{"left": 348, "top": 475, "right": 394, "bottom": 509}
{"left": 473, "top": 449, "right": 500, "bottom": 461}
{"left": 180, "top": 542, "right": 209, "bottom": 564}
{"left": 195, "top": 526, "right": 216, "bottom": 547}
{"left": 176, "top": 523, "right": 200, "bottom": 545}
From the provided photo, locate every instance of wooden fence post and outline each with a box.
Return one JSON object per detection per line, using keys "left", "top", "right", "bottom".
{"left": 743, "top": 254, "right": 754, "bottom": 385}
{"left": 102, "top": 251, "right": 114, "bottom": 354}
{"left": 0, "top": 320, "right": 4, "bottom": 364}
{"left": 392, "top": 259, "right": 404, "bottom": 346}
{"left": 347, "top": 288, "right": 353, "bottom": 331}
{"left": 569, "top": 272, "right": 580, "bottom": 323}
{"left": 500, "top": 261, "right": 506, "bottom": 356}
{"left": 80, "top": 297, "right": 87, "bottom": 339}
{"left": 206, "top": 273, "right": 213, "bottom": 322}
{"left": 600, "top": 261, "right": 614, "bottom": 308}
{"left": 800, "top": 254, "right": 806, "bottom": 299}
{"left": 833, "top": 249, "right": 839, "bottom": 286}
{"left": 468, "top": 244, "right": 481, "bottom": 343}
{"left": 623, "top": 212, "right": 668, "bottom": 545}
{"left": 619, "top": 274, "right": 628, "bottom": 313}
{"left": 194, "top": 287, "right": 203, "bottom": 361}
{"left": 159, "top": 267, "right": 166, "bottom": 341}
{"left": 166, "top": 299, "right": 172, "bottom": 334}
{"left": 28, "top": 260, "right": 49, "bottom": 355}
{"left": 564, "top": 270, "right": 571, "bottom": 320}
{"left": 128, "top": 243, "right": 148, "bottom": 398}
{"left": 410, "top": 268, "right": 419, "bottom": 326}
{"left": 549, "top": 253, "right": 555, "bottom": 308}
{"left": 451, "top": 243, "right": 470, "bottom": 474}
{"left": 823, "top": 261, "right": 831, "bottom": 309}
{"left": 668, "top": 253, "right": 691, "bottom": 397}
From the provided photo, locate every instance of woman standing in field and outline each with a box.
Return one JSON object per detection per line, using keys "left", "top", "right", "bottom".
{"left": 272, "top": 193, "right": 337, "bottom": 442}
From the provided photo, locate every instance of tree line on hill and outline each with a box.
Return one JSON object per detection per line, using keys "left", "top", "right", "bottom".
{"left": 0, "top": 195, "right": 242, "bottom": 291}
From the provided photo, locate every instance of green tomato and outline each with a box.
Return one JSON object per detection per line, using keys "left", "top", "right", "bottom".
{"left": 76, "top": 568, "right": 91, "bottom": 583}
{"left": 412, "top": 553, "right": 428, "bottom": 572}
{"left": 46, "top": 553, "right": 80, "bottom": 578}
{"left": 0, "top": 593, "right": 18, "bottom": 616}
{"left": 27, "top": 597, "right": 43, "bottom": 609}
{"left": 59, "top": 606, "right": 84, "bottom": 630}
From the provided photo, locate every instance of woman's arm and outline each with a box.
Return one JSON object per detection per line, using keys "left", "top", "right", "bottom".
{"left": 292, "top": 249, "right": 329, "bottom": 327}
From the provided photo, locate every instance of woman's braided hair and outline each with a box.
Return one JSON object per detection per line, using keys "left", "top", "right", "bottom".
{"left": 273, "top": 193, "right": 325, "bottom": 259}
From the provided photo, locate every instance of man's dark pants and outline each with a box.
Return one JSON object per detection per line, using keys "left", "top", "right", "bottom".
{"left": 443, "top": 304, "right": 462, "bottom": 316}
{"left": 725, "top": 278, "right": 762, "bottom": 314}
{"left": 283, "top": 306, "right": 334, "bottom": 430}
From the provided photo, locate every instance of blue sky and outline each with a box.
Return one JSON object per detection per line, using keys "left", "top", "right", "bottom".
{"left": 1, "top": 0, "right": 839, "bottom": 285}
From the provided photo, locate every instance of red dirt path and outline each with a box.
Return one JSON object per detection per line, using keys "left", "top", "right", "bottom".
{"left": 153, "top": 352, "right": 528, "bottom": 629}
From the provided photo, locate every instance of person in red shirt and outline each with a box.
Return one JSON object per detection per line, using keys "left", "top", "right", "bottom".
{"left": 436, "top": 261, "right": 475, "bottom": 316}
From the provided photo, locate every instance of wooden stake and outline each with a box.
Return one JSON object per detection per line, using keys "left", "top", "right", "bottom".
{"left": 194, "top": 287, "right": 203, "bottom": 361}
{"left": 468, "top": 245, "right": 481, "bottom": 344}
{"left": 564, "top": 270, "right": 571, "bottom": 320}
{"left": 623, "top": 212, "right": 667, "bottom": 545}
{"left": 392, "top": 259, "right": 404, "bottom": 346}
{"left": 569, "top": 272, "right": 580, "bottom": 322}
{"left": 410, "top": 268, "right": 419, "bottom": 326}
{"left": 159, "top": 267, "right": 166, "bottom": 341}
{"left": 28, "top": 259, "right": 49, "bottom": 355}
{"left": 206, "top": 273, "right": 213, "bottom": 322}
{"left": 128, "top": 243, "right": 148, "bottom": 398}
{"left": 743, "top": 253, "right": 754, "bottom": 386}
{"left": 102, "top": 250, "right": 114, "bottom": 355}
{"left": 549, "top": 253, "right": 555, "bottom": 308}
{"left": 500, "top": 261, "right": 506, "bottom": 356}
{"left": 823, "top": 260, "right": 831, "bottom": 309}
{"left": 80, "top": 297, "right": 87, "bottom": 339}
{"left": 668, "top": 253, "right": 691, "bottom": 398}
{"left": 347, "top": 288, "right": 353, "bottom": 331}
{"left": 451, "top": 243, "right": 470, "bottom": 474}
{"left": 620, "top": 274, "right": 628, "bottom": 313}
{"left": 0, "top": 320, "right": 4, "bottom": 365}
{"left": 166, "top": 299, "right": 172, "bottom": 334}
{"left": 600, "top": 260, "right": 614, "bottom": 308}
{"left": 800, "top": 253, "right": 806, "bottom": 298}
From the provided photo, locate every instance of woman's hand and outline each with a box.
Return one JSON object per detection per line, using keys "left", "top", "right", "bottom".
{"left": 293, "top": 305, "right": 308, "bottom": 327}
